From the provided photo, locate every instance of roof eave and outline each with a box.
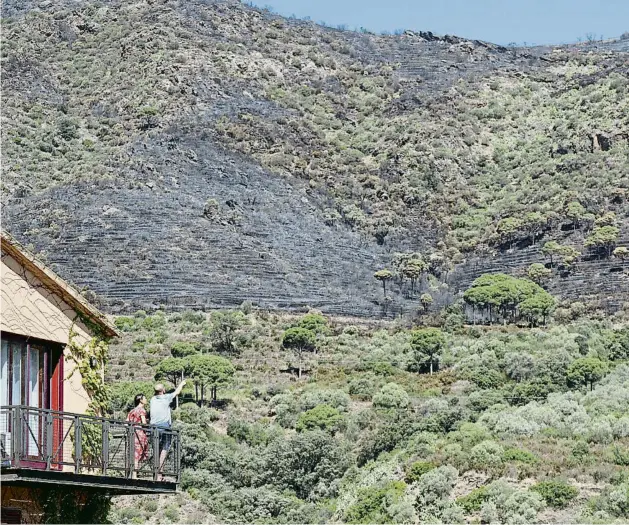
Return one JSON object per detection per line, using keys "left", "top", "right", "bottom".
{"left": 1, "top": 231, "right": 119, "bottom": 339}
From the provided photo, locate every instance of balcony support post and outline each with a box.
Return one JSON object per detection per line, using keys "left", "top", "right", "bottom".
{"left": 12, "top": 407, "right": 21, "bottom": 468}
{"left": 74, "top": 416, "right": 82, "bottom": 475}
{"left": 101, "top": 421, "right": 109, "bottom": 476}
{"left": 126, "top": 425, "right": 135, "bottom": 479}
{"left": 152, "top": 427, "right": 160, "bottom": 482}
{"left": 45, "top": 412, "right": 53, "bottom": 470}
{"left": 176, "top": 432, "right": 181, "bottom": 483}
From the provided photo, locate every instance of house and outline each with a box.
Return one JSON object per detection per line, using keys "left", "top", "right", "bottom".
{"left": 0, "top": 231, "right": 180, "bottom": 524}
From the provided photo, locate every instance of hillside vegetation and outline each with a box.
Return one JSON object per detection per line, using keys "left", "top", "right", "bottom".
{"left": 107, "top": 307, "right": 629, "bottom": 524}
{"left": 1, "top": 0, "right": 628, "bottom": 315}
{"left": 2, "top": 1, "right": 628, "bottom": 252}
{"left": 3, "top": 1, "right": 629, "bottom": 523}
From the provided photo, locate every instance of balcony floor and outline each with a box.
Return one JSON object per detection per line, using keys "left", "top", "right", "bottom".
{"left": 1, "top": 468, "right": 178, "bottom": 495}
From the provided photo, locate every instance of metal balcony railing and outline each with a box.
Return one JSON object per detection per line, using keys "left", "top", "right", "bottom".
{"left": 0, "top": 406, "right": 180, "bottom": 483}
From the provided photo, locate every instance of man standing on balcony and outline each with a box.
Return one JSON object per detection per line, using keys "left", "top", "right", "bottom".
{"left": 150, "top": 380, "right": 187, "bottom": 480}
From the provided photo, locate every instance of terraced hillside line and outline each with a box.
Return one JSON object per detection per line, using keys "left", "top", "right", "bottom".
{"left": 3, "top": 135, "right": 401, "bottom": 316}
{"left": 452, "top": 229, "right": 629, "bottom": 309}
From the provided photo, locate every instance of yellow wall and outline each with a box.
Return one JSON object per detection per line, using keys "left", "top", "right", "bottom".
{"left": 1, "top": 252, "right": 95, "bottom": 414}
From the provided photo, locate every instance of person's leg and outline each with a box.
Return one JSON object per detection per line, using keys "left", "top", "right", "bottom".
{"left": 157, "top": 428, "right": 171, "bottom": 481}
{"left": 158, "top": 449, "right": 168, "bottom": 480}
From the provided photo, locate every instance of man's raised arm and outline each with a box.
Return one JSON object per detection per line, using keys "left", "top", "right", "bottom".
{"left": 173, "top": 379, "right": 187, "bottom": 397}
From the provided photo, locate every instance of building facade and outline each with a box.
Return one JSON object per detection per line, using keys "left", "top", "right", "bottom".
{"left": 1, "top": 231, "right": 180, "bottom": 523}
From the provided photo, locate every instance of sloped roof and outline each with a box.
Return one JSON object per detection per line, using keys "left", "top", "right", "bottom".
{"left": 1, "top": 230, "right": 119, "bottom": 338}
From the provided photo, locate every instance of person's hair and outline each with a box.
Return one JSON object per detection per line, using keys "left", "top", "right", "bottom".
{"left": 154, "top": 383, "right": 165, "bottom": 395}
{"left": 134, "top": 394, "right": 145, "bottom": 407}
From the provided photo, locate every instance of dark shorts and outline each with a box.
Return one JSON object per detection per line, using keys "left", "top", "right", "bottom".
{"left": 156, "top": 423, "right": 172, "bottom": 451}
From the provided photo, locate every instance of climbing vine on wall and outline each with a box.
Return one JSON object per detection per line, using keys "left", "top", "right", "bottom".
{"left": 66, "top": 326, "right": 111, "bottom": 416}
{"left": 66, "top": 324, "right": 113, "bottom": 466}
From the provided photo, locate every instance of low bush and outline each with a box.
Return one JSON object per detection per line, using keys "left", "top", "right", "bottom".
{"left": 348, "top": 375, "right": 377, "bottom": 400}
{"left": 503, "top": 448, "right": 539, "bottom": 464}
{"left": 457, "top": 486, "right": 489, "bottom": 513}
{"left": 531, "top": 480, "right": 578, "bottom": 508}
{"left": 405, "top": 461, "right": 436, "bottom": 483}
{"left": 372, "top": 383, "right": 409, "bottom": 409}
{"left": 469, "top": 440, "right": 504, "bottom": 471}
{"left": 296, "top": 404, "right": 343, "bottom": 433}
{"left": 344, "top": 481, "right": 406, "bottom": 524}
{"left": 170, "top": 341, "right": 200, "bottom": 358}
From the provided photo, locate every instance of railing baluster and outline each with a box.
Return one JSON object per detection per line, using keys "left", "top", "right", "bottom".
{"left": 176, "top": 431, "right": 181, "bottom": 483}
{"left": 152, "top": 426, "right": 160, "bottom": 482}
{"left": 126, "top": 425, "right": 135, "bottom": 479}
{"left": 74, "top": 416, "right": 81, "bottom": 474}
{"left": 12, "top": 407, "right": 21, "bottom": 468}
{"left": 102, "top": 421, "right": 109, "bottom": 476}
{"left": 45, "top": 412, "right": 53, "bottom": 470}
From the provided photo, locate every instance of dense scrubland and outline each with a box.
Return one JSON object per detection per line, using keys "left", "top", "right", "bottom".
{"left": 107, "top": 300, "right": 629, "bottom": 524}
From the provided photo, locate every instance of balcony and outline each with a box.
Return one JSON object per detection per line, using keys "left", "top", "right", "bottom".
{"left": 0, "top": 406, "right": 180, "bottom": 494}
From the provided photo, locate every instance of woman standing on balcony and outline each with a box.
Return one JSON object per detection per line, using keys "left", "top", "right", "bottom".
{"left": 127, "top": 394, "right": 149, "bottom": 478}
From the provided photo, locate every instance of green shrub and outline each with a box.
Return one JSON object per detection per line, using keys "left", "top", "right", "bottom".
{"left": 572, "top": 440, "right": 590, "bottom": 461}
{"left": 227, "top": 419, "right": 282, "bottom": 446}
{"left": 414, "top": 466, "right": 462, "bottom": 522}
{"left": 181, "top": 310, "right": 206, "bottom": 325}
{"left": 482, "top": 480, "right": 545, "bottom": 523}
{"left": 143, "top": 500, "right": 158, "bottom": 513}
{"left": 448, "top": 423, "right": 491, "bottom": 448}
{"left": 457, "top": 486, "right": 489, "bottom": 513}
{"left": 344, "top": 481, "right": 406, "bottom": 524}
{"left": 372, "top": 383, "right": 409, "bottom": 409}
{"left": 114, "top": 316, "right": 138, "bottom": 332}
{"left": 296, "top": 404, "right": 343, "bottom": 433}
{"left": 405, "top": 461, "right": 436, "bottom": 483}
{"left": 163, "top": 504, "right": 179, "bottom": 522}
{"left": 503, "top": 448, "right": 539, "bottom": 464}
{"left": 115, "top": 506, "right": 143, "bottom": 524}
{"left": 141, "top": 313, "right": 166, "bottom": 331}
{"left": 170, "top": 341, "right": 200, "bottom": 358}
{"left": 366, "top": 361, "right": 396, "bottom": 376}
{"left": 58, "top": 118, "right": 79, "bottom": 140}
{"left": 603, "top": 482, "right": 629, "bottom": 517}
{"left": 531, "top": 480, "right": 578, "bottom": 508}
{"left": 262, "top": 430, "right": 352, "bottom": 500}
{"left": 300, "top": 389, "right": 350, "bottom": 412}
{"left": 465, "top": 369, "right": 505, "bottom": 389}
{"left": 205, "top": 408, "right": 221, "bottom": 421}
{"left": 469, "top": 440, "right": 504, "bottom": 470}
{"left": 348, "top": 375, "right": 377, "bottom": 400}
{"left": 509, "top": 379, "right": 555, "bottom": 406}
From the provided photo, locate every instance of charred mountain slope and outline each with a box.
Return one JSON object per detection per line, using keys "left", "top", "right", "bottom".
{"left": 2, "top": 0, "right": 628, "bottom": 315}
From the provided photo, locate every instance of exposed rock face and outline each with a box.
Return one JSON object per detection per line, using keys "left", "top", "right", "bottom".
{"left": 591, "top": 132, "right": 613, "bottom": 152}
